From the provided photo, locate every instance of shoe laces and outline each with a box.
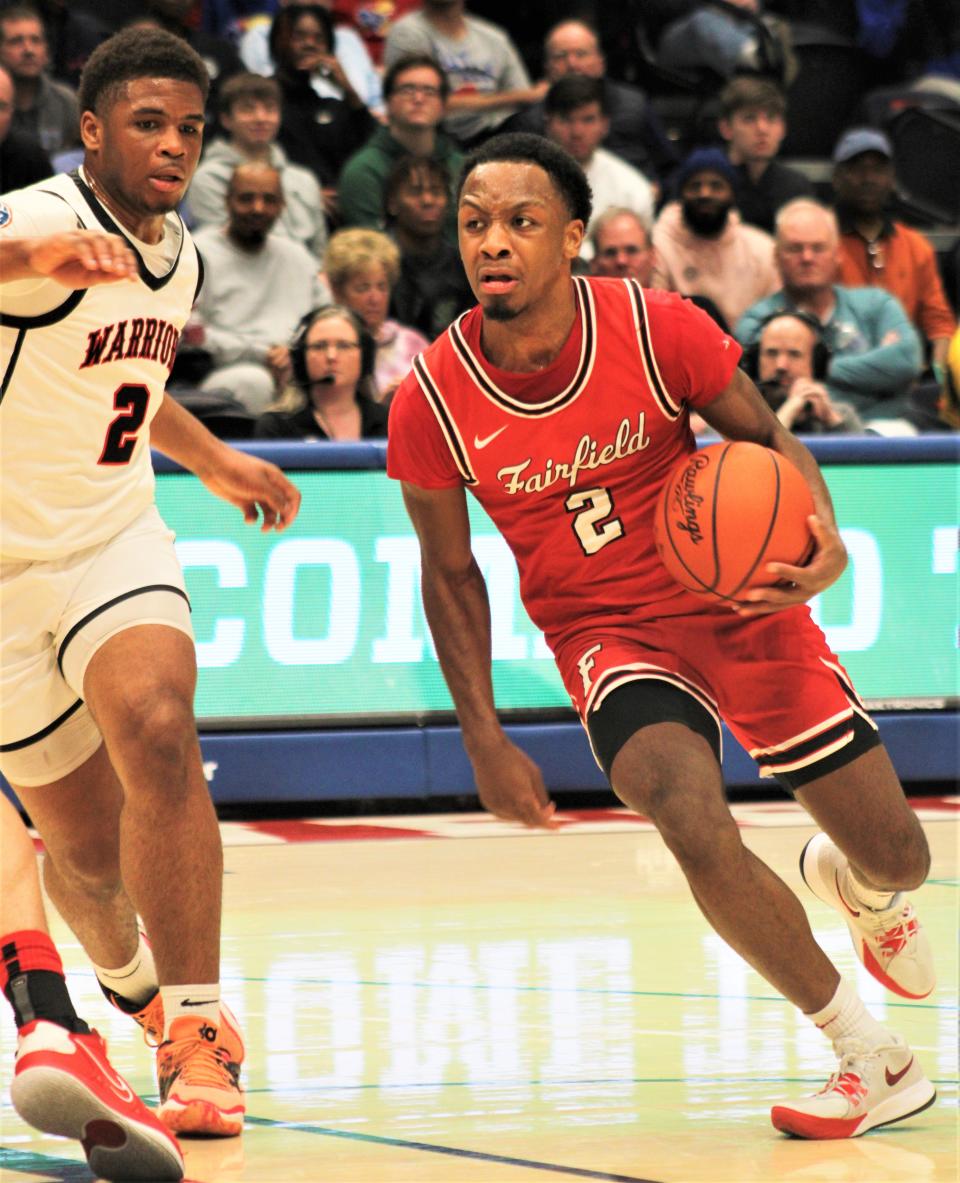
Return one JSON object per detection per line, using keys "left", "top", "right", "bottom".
{"left": 876, "top": 909, "right": 918, "bottom": 957}
{"left": 159, "top": 1035, "right": 237, "bottom": 1091}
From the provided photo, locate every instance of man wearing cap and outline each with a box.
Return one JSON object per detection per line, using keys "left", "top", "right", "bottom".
{"left": 832, "top": 127, "right": 956, "bottom": 374}
{"left": 651, "top": 146, "right": 780, "bottom": 329}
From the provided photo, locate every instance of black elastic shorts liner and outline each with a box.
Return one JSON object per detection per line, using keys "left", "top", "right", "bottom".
{"left": 587, "top": 677, "right": 721, "bottom": 781}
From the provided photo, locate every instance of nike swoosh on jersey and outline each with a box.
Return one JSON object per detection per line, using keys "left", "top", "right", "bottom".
{"left": 474, "top": 426, "right": 507, "bottom": 449}
{"left": 885, "top": 1057, "right": 914, "bottom": 1087}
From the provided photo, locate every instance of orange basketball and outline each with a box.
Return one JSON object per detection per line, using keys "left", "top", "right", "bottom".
{"left": 654, "top": 442, "right": 815, "bottom": 605}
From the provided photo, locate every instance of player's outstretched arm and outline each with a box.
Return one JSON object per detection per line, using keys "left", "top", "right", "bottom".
{"left": 402, "top": 481, "right": 558, "bottom": 829}
{"left": 699, "top": 367, "right": 847, "bottom": 616}
{"left": 151, "top": 394, "right": 301, "bottom": 531}
{"left": 0, "top": 231, "right": 138, "bottom": 288}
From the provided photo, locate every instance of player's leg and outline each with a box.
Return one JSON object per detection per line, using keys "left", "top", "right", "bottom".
{"left": 0, "top": 794, "right": 184, "bottom": 1182}
{"left": 11, "top": 745, "right": 163, "bottom": 1031}
{"left": 13, "top": 511, "right": 244, "bottom": 1135}
{"left": 12, "top": 742, "right": 138, "bottom": 970}
{"left": 794, "top": 743, "right": 934, "bottom": 1002}
{"left": 80, "top": 622, "right": 243, "bottom": 1136}
{"left": 712, "top": 615, "right": 937, "bottom": 1136}
{"left": 588, "top": 677, "right": 934, "bottom": 1138}
{"left": 595, "top": 695, "right": 840, "bottom": 1012}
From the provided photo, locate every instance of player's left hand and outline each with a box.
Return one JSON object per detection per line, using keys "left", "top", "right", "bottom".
{"left": 735, "top": 514, "right": 846, "bottom": 617}
{"left": 199, "top": 449, "right": 301, "bottom": 531}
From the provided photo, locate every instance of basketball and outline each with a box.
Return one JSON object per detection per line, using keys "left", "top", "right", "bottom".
{"left": 654, "top": 442, "right": 815, "bottom": 605}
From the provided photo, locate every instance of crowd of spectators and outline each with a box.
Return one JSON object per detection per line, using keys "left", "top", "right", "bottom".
{"left": 1, "top": 0, "right": 958, "bottom": 439}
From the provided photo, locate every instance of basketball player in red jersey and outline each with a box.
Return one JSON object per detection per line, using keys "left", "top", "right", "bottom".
{"left": 387, "top": 134, "right": 937, "bottom": 1139}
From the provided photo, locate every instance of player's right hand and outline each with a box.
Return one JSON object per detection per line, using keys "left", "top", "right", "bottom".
{"left": 26, "top": 231, "right": 139, "bottom": 288}
{"left": 471, "top": 737, "right": 559, "bottom": 830}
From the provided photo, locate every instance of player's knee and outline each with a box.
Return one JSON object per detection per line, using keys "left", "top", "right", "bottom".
{"left": 615, "top": 773, "right": 741, "bottom": 876}
{"left": 111, "top": 686, "right": 196, "bottom": 769}
{"left": 45, "top": 845, "right": 122, "bottom": 900}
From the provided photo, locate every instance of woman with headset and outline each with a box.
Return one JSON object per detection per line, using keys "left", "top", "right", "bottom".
{"left": 254, "top": 306, "right": 389, "bottom": 440}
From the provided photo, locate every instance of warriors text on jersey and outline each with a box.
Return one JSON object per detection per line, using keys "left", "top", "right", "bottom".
{"left": 387, "top": 277, "right": 742, "bottom": 653}
{"left": 0, "top": 170, "right": 201, "bottom": 561}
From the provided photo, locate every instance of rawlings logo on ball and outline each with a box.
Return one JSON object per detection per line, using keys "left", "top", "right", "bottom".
{"left": 671, "top": 453, "right": 710, "bottom": 545}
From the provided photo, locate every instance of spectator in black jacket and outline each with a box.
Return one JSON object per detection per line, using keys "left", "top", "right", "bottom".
{"left": 718, "top": 76, "right": 813, "bottom": 235}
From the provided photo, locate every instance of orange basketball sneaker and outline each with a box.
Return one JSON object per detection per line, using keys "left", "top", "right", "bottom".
{"left": 155, "top": 1014, "right": 245, "bottom": 1137}
{"left": 800, "top": 833, "right": 935, "bottom": 1000}
{"left": 104, "top": 986, "right": 246, "bottom": 1064}
{"left": 12, "top": 1019, "right": 184, "bottom": 1181}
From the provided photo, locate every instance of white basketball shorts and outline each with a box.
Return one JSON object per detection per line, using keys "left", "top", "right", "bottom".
{"left": 0, "top": 505, "right": 194, "bottom": 787}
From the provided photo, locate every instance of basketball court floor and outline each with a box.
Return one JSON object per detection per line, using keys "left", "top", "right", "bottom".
{"left": 0, "top": 796, "right": 956, "bottom": 1183}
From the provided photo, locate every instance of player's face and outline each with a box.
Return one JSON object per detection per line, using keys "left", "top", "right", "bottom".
{"left": 82, "top": 78, "right": 205, "bottom": 223}
{"left": 776, "top": 210, "right": 840, "bottom": 293}
{"left": 0, "top": 17, "right": 47, "bottom": 80}
{"left": 757, "top": 317, "right": 815, "bottom": 388}
{"left": 591, "top": 213, "right": 653, "bottom": 282}
{"left": 459, "top": 161, "right": 583, "bottom": 322}
{"left": 340, "top": 264, "right": 391, "bottom": 334}
{"left": 222, "top": 97, "right": 280, "bottom": 150}
{"left": 721, "top": 106, "right": 785, "bottom": 162}
{"left": 545, "top": 102, "right": 607, "bottom": 165}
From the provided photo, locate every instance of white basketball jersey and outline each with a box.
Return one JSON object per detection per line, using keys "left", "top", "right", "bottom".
{"left": 0, "top": 170, "right": 201, "bottom": 560}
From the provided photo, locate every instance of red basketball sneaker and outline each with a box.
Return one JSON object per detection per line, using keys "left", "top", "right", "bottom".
{"left": 800, "top": 833, "right": 935, "bottom": 1000}
{"left": 11, "top": 1019, "right": 184, "bottom": 1181}
{"left": 156, "top": 1015, "right": 244, "bottom": 1137}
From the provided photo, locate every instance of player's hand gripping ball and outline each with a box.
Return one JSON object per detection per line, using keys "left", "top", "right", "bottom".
{"left": 654, "top": 442, "right": 815, "bottom": 606}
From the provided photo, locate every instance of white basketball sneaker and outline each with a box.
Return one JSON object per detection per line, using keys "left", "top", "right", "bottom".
{"left": 800, "top": 833, "right": 935, "bottom": 1000}
{"left": 771, "top": 1034, "right": 936, "bottom": 1139}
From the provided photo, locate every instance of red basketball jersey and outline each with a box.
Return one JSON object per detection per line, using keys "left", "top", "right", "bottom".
{"left": 387, "top": 278, "right": 742, "bottom": 651}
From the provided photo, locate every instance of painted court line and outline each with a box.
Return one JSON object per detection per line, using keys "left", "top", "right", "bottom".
{"left": 243, "top": 1115, "right": 664, "bottom": 1183}
{"left": 225, "top": 974, "right": 958, "bottom": 1011}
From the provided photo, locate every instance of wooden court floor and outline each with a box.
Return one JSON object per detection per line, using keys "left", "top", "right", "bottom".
{"left": 0, "top": 798, "right": 956, "bottom": 1183}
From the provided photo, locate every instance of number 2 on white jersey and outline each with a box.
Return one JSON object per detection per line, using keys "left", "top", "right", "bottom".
{"left": 98, "top": 383, "right": 150, "bottom": 466}
{"left": 565, "top": 486, "right": 624, "bottom": 555}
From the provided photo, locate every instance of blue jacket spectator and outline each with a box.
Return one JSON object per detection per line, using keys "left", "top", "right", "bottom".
{"left": 736, "top": 199, "right": 922, "bottom": 429}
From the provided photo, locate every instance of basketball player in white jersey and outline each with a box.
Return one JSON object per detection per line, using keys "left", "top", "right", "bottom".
{"left": 0, "top": 27, "right": 300, "bottom": 1139}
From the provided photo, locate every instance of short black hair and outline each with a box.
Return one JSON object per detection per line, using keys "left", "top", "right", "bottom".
{"left": 384, "top": 154, "right": 450, "bottom": 216}
{"left": 457, "top": 132, "right": 592, "bottom": 226}
{"left": 78, "top": 26, "right": 209, "bottom": 115}
{"left": 544, "top": 74, "right": 608, "bottom": 118}
{"left": 383, "top": 53, "right": 449, "bottom": 102}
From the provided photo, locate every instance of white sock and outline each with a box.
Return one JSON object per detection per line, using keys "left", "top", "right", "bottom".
{"left": 846, "top": 868, "right": 898, "bottom": 913}
{"left": 160, "top": 983, "right": 221, "bottom": 1039}
{"left": 806, "top": 978, "right": 890, "bottom": 1048}
{"left": 93, "top": 934, "right": 158, "bottom": 1007}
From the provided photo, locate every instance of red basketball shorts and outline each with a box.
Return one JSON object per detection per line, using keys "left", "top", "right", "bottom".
{"left": 553, "top": 604, "right": 878, "bottom": 781}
